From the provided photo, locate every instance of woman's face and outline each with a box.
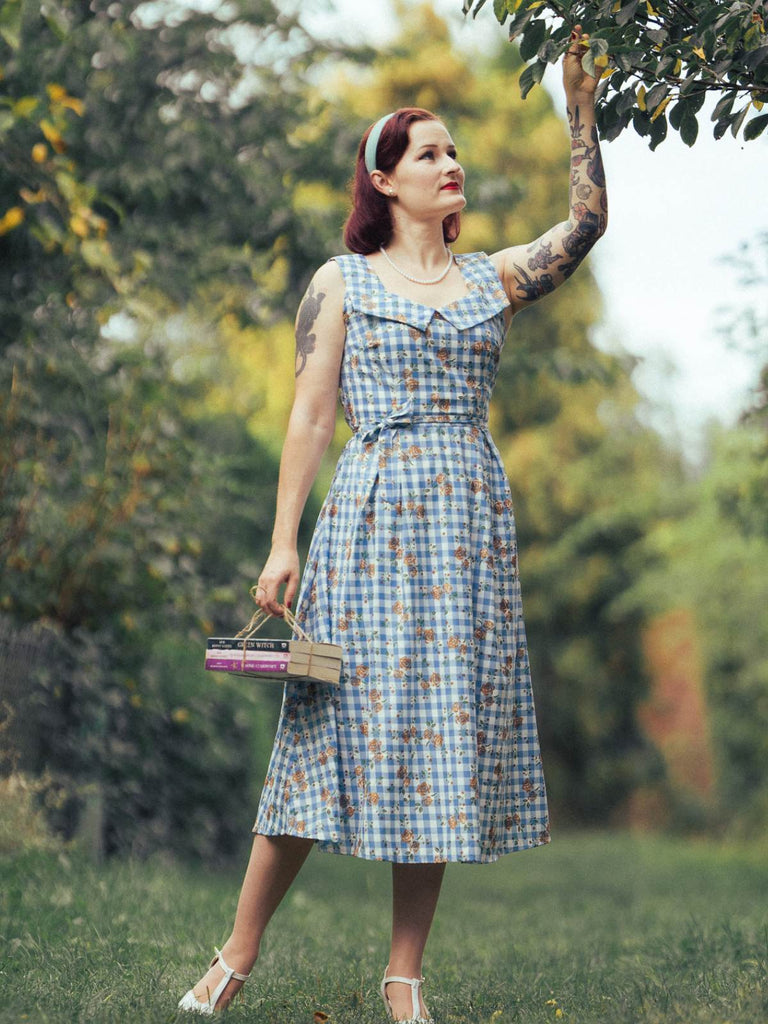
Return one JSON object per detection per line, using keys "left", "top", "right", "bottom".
{"left": 385, "top": 119, "right": 466, "bottom": 219}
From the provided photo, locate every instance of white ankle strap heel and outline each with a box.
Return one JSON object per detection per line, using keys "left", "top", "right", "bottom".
{"left": 178, "top": 947, "right": 251, "bottom": 1015}
{"left": 380, "top": 964, "right": 435, "bottom": 1024}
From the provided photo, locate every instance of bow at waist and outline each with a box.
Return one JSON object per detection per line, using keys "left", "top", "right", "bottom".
{"left": 356, "top": 406, "right": 487, "bottom": 444}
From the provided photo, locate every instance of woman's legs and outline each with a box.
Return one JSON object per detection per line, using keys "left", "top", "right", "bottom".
{"left": 384, "top": 862, "right": 447, "bottom": 1021}
{"left": 189, "top": 833, "right": 315, "bottom": 1008}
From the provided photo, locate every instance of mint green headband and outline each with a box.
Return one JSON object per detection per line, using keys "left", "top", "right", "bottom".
{"left": 364, "top": 112, "right": 396, "bottom": 173}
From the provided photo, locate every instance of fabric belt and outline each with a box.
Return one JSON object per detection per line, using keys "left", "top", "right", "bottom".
{"left": 357, "top": 404, "right": 487, "bottom": 444}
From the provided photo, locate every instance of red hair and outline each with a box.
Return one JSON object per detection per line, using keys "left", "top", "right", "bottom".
{"left": 343, "top": 107, "right": 461, "bottom": 255}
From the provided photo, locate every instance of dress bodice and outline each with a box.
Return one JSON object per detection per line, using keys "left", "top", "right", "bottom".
{"left": 332, "top": 252, "right": 510, "bottom": 437}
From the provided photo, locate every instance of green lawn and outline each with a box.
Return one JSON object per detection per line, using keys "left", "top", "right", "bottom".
{"left": 1, "top": 830, "right": 766, "bottom": 1023}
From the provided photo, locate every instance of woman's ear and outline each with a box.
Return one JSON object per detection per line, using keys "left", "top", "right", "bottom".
{"left": 370, "top": 170, "right": 395, "bottom": 198}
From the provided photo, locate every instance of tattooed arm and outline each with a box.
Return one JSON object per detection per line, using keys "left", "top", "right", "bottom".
{"left": 491, "top": 25, "right": 607, "bottom": 319}
{"left": 255, "top": 260, "right": 346, "bottom": 616}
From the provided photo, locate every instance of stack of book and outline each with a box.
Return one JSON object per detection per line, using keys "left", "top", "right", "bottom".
{"left": 205, "top": 636, "right": 342, "bottom": 685}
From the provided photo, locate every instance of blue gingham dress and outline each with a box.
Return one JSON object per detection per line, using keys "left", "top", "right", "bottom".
{"left": 253, "top": 251, "right": 550, "bottom": 862}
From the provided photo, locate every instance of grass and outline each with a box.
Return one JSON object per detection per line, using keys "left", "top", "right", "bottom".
{"left": 1, "top": 828, "right": 766, "bottom": 1023}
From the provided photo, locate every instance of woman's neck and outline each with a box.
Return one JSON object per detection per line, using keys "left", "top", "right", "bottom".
{"left": 385, "top": 220, "right": 449, "bottom": 270}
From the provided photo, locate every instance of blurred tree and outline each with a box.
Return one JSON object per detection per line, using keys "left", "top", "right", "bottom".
{"left": 619, "top": 232, "right": 768, "bottom": 836}
{"left": 0, "top": 0, "right": 358, "bottom": 861}
{"left": 463, "top": 0, "right": 768, "bottom": 148}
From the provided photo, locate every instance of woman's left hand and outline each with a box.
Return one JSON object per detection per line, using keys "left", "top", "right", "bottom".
{"left": 563, "top": 23, "right": 598, "bottom": 99}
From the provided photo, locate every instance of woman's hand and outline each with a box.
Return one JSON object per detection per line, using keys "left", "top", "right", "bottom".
{"left": 255, "top": 546, "right": 300, "bottom": 617}
{"left": 563, "top": 23, "right": 598, "bottom": 101}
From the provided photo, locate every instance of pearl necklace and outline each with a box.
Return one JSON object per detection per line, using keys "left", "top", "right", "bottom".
{"left": 379, "top": 245, "right": 454, "bottom": 285}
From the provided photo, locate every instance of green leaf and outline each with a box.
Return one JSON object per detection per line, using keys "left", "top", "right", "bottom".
{"left": 0, "top": 0, "right": 22, "bottom": 51}
{"left": 680, "top": 110, "right": 698, "bottom": 146}
{"left": 645, "top": 82, "right": 669, "bottom": 114}
{"left": 538, "top": 37, "right": 562, "bottom": 64}
{"left": 743, "top": 112, "right": 768, "bottom": 141}
{"left": 687, "top": 89, "right": 707, "bottom": 115}
{"left": 492, "top": 0, "right": 507, "bottom": 22}
{"left": 519, "top": 17, "right": 548, "bottom": 62}
{"left": 713, "top": 117, "right": 730, "bottom": 141}
{"left": 508, "top": 8, "right": 536, "bottom": 45}
{"left": 615, "top": 1, "right": 640, "bottom": 29}
{"left": 632, "top": 107, "right": 651, "bottom": 138}
{"left": 697, "top": 4, "right": 722, "bottom": 34}
{"left": 730, "top": 102, "right": 751, "bottom": 139}
{"left": 518, "top": 59, "right": 546, "bottom": 100}
{"left": 649, "top": 111, "right": 668, "bottom": 151}
{"left": 617, "top": 88, "right": 636, "bottom": 116}
{"left": 711, "top": 92, "right": 736, "bottom": 122}
{"left": 669, "top": 98, "right": 686, "bottom": 131}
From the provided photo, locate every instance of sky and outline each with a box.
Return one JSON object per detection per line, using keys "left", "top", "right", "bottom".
{"left": 303, "top": 0, "right": 767, "bottom": 460}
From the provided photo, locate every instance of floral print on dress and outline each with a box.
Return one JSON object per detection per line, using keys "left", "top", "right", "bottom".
{"left": 253, "top": 252, "right": 550, "bottom": 862}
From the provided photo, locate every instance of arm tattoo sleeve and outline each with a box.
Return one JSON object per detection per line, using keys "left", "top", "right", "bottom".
{"left": 512, "top": 101, "right": 607, "bottom": 306}
{"left": 295, "top": 281, "right": 326, "bottom": 377}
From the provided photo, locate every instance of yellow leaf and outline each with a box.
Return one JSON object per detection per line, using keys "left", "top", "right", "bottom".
{"left": 19, "top": 186, "right": 47, "bottom": 203}
{"left": 650, "top": 95, "right": 671, "bottom": 121}
{"left": 646, "top": 1, "right": 657, "bottom": 14}
{"left": 636, "top": 84, "right": 647, "bottom": 111}
{"left": 32, "top": 142, "right": 48, "bottom": 163}
{"left": 600, "top": 65, "right": 616, "bottom": 79}
{"left": 46, "top": 83, "right": 66, "bottom": 102}
{"left": 40, "top": 119, "right": 66, "bottom": 153}
{"left": 69, "top": 214, "right": 89, "bottom": 238}
{"left": 0, "top": 206, "right": 24, "bottom": 235}
{"left": 62, "top": 96, "right": 85, "bottom": 116}
{"left": 752, "top": 97, "right": 764, "bottom": 110}
{"left": 594, "top": 54, "right": 609, "bottom": 68}
{"left": 673, "top": 58, "right": 682, "bottom": 75}
{"left": 13, "top": 96, "right": 38, "bottom": 118}
{"left": 692, "top": 46, "right": 706, "bottom": 60}
{"left": 612, "top": 0, "right": 621, "bottom": 10}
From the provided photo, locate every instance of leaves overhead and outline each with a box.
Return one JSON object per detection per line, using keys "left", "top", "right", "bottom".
{"left": 463, "top": 0, "right": 768, "bottom": 148}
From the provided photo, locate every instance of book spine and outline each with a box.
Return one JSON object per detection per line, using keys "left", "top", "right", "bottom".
{"left": 205, "top": 653, "right": 291, "bottom": 672}
{"left": 207, "top": 638, "right": 290, "bottom": 654}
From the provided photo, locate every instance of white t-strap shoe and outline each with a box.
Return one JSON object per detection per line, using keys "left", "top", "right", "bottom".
{"left": 178, "top": 947, "right": 251, "bottom": 1015}
{"left": 380, "top": 964, "right": 435, "bottom": 1024}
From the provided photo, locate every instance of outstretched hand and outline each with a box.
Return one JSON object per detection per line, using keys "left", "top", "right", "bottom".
{"left": 563, "top": 24, "right": 598, "bottom": 99}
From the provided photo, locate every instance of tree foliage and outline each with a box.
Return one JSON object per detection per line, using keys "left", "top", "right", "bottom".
{"left": 463, "top": 0, "right": 768, "bottom": 147}
{"left": 0, "top": 0, "right": 346, "bottom": 861}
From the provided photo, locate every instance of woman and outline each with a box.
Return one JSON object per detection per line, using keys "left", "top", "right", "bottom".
{"left": 179, "top": 25, "right": 606, "bottom": 1022}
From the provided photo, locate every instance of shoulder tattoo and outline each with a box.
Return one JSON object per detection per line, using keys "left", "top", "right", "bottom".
{"left": 295, "top": 281, "right": 326, "bottom": 378}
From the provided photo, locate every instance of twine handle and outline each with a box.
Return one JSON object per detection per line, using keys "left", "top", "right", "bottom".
{"left": 280, "top": 603, "right": 313, "bottom": 643}
{"left": 246, "top": 585, "right": 314, "bottom": 642}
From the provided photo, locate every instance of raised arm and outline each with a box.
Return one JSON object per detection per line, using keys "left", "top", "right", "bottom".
{"left": 255, "top": 259, "right": 346, "bottom": 616}
{"left": 491, "top": 25, "right": 608, "bottom": 318}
